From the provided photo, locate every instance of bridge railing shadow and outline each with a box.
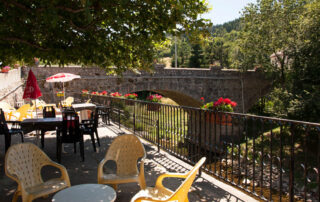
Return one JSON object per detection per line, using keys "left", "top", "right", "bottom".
{"left": 73, "top": 93, "right": 320, "bottom": 202}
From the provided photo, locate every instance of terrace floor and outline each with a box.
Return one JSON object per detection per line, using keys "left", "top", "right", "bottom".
{"left": 0, "top": 122, "right": 257, "bottom": 202}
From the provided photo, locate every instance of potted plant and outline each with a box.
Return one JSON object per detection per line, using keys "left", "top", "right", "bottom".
{"left": 1, "top": 66, "right": 10, "bottom": 73}
{"left": 146, "top": 94, "right": 162, "bottom": 111}
{"left": 56, "top": 91, "right": 64, "bottom": 97}
{"left": 110, "top": 92, "right": 122, "bottom": 97}
{"left": 100, "top": 91, "right": 108, "bottom": 96}
{"left": 202, "top": 97, "right": 237, "bottom": 125}
{"left": 81, "top": 89, "right": 89, "bottom": 97}
{"left": 124, "top": 93, "right": 138, "bottom": 105}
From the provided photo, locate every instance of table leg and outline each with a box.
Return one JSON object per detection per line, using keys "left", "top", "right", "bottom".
{"left": 41, "top": 130, "right": 45, "bottom": 148}
{"left": 5, "top": 133, "right": 11, "bottom": 153}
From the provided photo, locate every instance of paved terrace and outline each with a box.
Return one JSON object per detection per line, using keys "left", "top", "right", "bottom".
{"left": 0, "top": 123, "right": 257, "bottom": 202}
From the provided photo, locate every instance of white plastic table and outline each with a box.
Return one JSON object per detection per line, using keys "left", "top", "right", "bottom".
{"left": 72, "top": 103, "right": 96, "bottom": 112}
{"left": 52, "top": 184, "right": 116, "bottom": 202}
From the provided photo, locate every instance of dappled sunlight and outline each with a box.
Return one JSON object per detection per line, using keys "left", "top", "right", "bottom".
{"left": 0, "top": 121, "right": 253, "bottom": 202}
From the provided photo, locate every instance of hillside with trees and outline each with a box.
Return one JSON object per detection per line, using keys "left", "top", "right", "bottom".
{"left": 155, "top": 18, "right": 241, "bottom": 68}
{"left": 158, "top": 0, "right": 320, "bottom": 122}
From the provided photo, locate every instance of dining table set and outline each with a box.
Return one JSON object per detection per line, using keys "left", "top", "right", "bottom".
{"left": 2, "top": 102, "right": 115, "bottom": 202}
{"left": 20, "top": 103, "right": 109, "bottom": 148}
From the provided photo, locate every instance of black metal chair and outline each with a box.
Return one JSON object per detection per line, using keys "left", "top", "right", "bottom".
{"left": 56, "top": 111, "right": 84, "bottom": 163}
{"left": 96, "top": 105, "right": 111, "bottom": 125}
{"left": 80, "top": 109, "right": 100, "bottom": 152}
{"left": 43, "top": 106, "right": 56, "bottom": 118}
{"left": 0, "top": 109, "right": 24, "bottom": 152}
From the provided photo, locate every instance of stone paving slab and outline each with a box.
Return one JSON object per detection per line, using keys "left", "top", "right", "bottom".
{"left": 0, "top": 123, "right": 257, "bottom": 202}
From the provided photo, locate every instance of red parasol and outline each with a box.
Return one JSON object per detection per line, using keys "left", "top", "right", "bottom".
{"left": 23, "top": 70, "right": 42, "bottom": 99}
{"left": 23, "top": 70, "right": 42, "bottom": 117}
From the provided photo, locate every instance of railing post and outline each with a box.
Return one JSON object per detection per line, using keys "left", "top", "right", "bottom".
{"left": 157, "top": 119, "right": 160, "bottom": 153}
{"left": 198, "top": 109, "right": 202, "bottom": 161}
{"left": 289, "top": 124, "right": 295, "bottom": 202}
{"left": 133, "top": 103, "right": 136, "bottom": 134}
{"left": 118, "top": 108, "right": 121, "bottom": 129}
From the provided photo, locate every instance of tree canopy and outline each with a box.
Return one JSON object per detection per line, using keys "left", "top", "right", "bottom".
{"left": 0, "top": 0, "right": 211, "bottom": 72}
{"left": 239, "top": 0, "right": 320, "bottom": 121}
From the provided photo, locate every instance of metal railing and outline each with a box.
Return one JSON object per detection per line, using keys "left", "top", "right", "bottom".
{"left": 80, "top": 94, "right": 320, "bottom": 201}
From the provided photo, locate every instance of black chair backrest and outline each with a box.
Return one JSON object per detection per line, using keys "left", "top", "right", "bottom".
{"left": 61, "top": 111, "right": 80, "bottom": 139}
{"left": 62, "top": 107, "right": 76, "bottom": 113}
{"left": 0, "top": 109, "right": 9, "bottom": 134}
{"left": 43, "top": 106, "right": 56, "bottom": 118}
{"left": 93, "top": 108, "right": 100, "bottom": 128}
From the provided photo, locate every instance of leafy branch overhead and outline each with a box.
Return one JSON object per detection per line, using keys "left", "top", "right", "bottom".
{"left": 0, "top": 0, "right": 211, "bottom": 72}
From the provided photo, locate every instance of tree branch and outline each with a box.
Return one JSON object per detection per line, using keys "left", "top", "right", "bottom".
{"left": 3, "top": 1, "right": 93, "bottom": 13}
{"left": 56, "top": 6, "right": 93, "bottom": 14}
{"left": 0, "top": 37, "right": 49, "bottom": 51}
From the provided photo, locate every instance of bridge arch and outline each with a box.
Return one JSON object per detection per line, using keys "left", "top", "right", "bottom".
{"left": 132, "top": 89, "right": 202, "bottom": 107}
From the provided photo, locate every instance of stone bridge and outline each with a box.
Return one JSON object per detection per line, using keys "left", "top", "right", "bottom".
{"left": 24, "top": 65, "right": 271, "bottom": 112}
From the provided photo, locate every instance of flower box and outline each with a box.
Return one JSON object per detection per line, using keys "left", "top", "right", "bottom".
{"left": 206, "top": 112, "right": 232, "bottom": 126}
{"left": 1, "top": 66, "right": 10, "bottom": 73}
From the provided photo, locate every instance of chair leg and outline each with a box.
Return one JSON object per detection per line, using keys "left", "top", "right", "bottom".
{"left": 12, "top": 188, "right": 21, "bottom": 202}
{"left": 41, "top": 131, "right": 45, "bottom": 148}
{"left": 111, "top": 184, "right": 118, "bottom": 190}
{"left": 57, "top": 140, "right": 61, "bottom": 163}
{"left": 95, "top": 129, "right": 100, "bottom": 147}
{"left": 20, "top": 132, "right": 24, "bottom": 142}
{"left": 90, "top": 133, "right": 97, "bottom": 152}
{"left": 5, "top": 133, "right": 11, "bottom": 153}
{"left": 74, "top": 142, "right": 77, "bottom": 153}
{"left": 79, "top": 140, "right": 85, "bottom": 161}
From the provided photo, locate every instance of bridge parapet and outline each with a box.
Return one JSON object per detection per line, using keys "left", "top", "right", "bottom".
{"left": 23, "top": 65, "right": 271, "bottom": 112}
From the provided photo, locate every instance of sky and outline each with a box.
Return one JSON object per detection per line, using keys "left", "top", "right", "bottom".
{"left": 202, "top": 0, "right": 257, "bottom": 25}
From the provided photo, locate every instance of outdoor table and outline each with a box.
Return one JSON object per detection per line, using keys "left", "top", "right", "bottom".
{"left": 72, "top": 103, "right": 96, "bottom": 112}
{"left": 21, "top": 117, "right": 62, "bottom": 148}
{"left": 52, "top": 184, "right": 116, "bottom": 202}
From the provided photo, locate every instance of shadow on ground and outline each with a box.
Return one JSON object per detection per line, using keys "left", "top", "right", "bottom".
{"left": 0, "top": 124, "right": 250, "bottom": 202}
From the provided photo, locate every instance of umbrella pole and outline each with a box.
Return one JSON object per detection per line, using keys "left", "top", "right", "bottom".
{"left": 35, "top": 99, "right": 38, "bottom": 118}
{"left": 34, "top": 99, "right": 40, "bottom": 146}
{"left": 63, "top": 82, "right": 65, "bottom": 100}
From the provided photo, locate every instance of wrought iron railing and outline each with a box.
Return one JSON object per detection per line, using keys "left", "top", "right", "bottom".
{"left": 80, "top": 94, "right": 320, "bottom": 201}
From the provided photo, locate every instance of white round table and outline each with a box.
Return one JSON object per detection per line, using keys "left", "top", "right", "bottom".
{"left": 52, "top": 184, "right": 116, "bottom": 202}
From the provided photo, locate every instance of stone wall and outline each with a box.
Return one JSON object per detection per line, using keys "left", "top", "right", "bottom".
{"left": 22, "top": 65, "right": 271, "bottom": 112}
{"left": 0, "top": 68, "right": 24, "bottom": 107}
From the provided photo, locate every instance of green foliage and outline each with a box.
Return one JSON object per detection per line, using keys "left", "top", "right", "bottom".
{"left": 188, "top": 43, "right": 204, "bottom": 68}
{"left": 239, "top": 0, "right": 320, "bottom": 122}
{"left": 0, "top": 0, "right": 211, "bottom": 73}
{"left": 211, "top": 18, "right": 241, "bottom": 33}
{"left": 170, "top": 36, "right": 192, "bottom": 67}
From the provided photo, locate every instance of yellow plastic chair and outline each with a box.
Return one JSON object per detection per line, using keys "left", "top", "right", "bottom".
{"left": 98, "top": 134, "right": 146, "bottom": 190}
{"left": 131, "top": 157, "right": 206, "bottom": 202}
{"left": 61, "top": 97, "right": 74, "bottom": 107}
{"left": 0, "top": 102, "right": 16, "bottom": 120}
{"left": 31, "top": 99, "right": 46, "bottom": 111}
{"left": 7, "top": 104, "right": 33, "bottom": 121}
{"left": 5, "top": 142, "right": 71, "bottom": 202}
{"left": 0, "top": 102, "right": 15, "bottom": 111}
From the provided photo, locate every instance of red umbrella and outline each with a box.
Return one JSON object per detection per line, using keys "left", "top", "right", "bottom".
{"left": 23, "top": 69, "right": 42, "bottom": 117}
{"left": 23, "top": 70, "right": 42, "bottom": 100}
